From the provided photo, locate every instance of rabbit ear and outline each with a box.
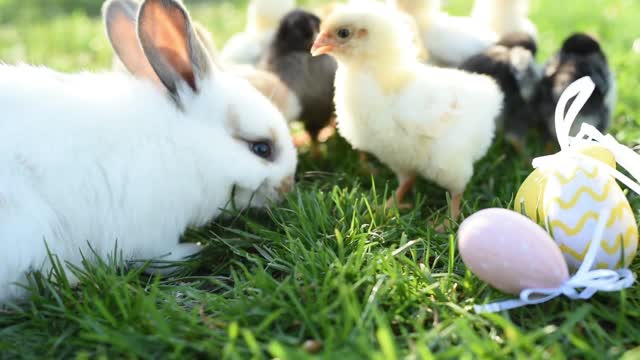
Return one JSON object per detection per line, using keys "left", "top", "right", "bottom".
{"left": 103, "top": 0, "right": 163, "bottom": 87}
{"left": 137, "top": 0, "right": 211, "bottom": 103}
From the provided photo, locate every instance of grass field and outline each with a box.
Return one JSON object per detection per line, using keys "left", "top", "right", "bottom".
{"left": 2, "top": 0, "right": 640, "bottom": 358}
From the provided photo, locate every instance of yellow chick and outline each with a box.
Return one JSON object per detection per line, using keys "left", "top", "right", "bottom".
{"left": 312, "top": 2, "right": 503, "bottom": 226}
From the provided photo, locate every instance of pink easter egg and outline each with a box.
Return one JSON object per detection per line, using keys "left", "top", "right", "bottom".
{"left": 458, "top": 208, "right": 570, "bottom": 295}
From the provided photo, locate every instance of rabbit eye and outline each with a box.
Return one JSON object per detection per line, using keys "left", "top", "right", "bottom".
{"left": 250, "top": 141, "right": 273, "bottom": 160}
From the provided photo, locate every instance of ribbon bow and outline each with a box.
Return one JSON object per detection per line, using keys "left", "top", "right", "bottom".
{"left": 475, "top": 76, "right": 637, "bottom": 314}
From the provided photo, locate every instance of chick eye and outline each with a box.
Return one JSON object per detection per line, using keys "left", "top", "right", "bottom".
{"left": 250, "top": 141, "right": 273, "bottom": 160}
{"left": 337, "top": 28, "right": 351, "bottom": 39}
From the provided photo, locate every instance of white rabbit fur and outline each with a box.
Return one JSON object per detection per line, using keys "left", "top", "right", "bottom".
{"left": 0, "top": 0, "right": 297, "bottom": 304}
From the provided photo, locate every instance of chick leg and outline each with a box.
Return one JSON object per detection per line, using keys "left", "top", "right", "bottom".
{"left": 308, "top": 126, "right": 326, "bottom": 158}
{"left": 386, "top": 174, "right": 416, "bottom": 209}
{"left": 317, "top": 117, "right": 337, "bottom": 143}
{"left": 450, "top": 192, "right": 462, "bottom": 221}
{"left": 293, "top": 130, "right": 322, "bottom": 158}
{"left": 505, "top": 133, "right": 526, "bottom": 155}
{"left": 544, "top": 140, "right": 557, "bottom": 155}
{"left": 435, "top": 192, "right": 462, "bottom": 233}
{"left": 293, "top": 131, "right": 311, "bottom": 148}
{"left": 309, "top": 138, "right": 322, "bottom": 159}
{"left": 358, "top": 152, "right": 379, "bottom": 175}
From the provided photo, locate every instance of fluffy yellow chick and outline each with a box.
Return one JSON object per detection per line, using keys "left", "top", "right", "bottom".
{"left": 312, "top": 2, "right": 503, "bottom": 226}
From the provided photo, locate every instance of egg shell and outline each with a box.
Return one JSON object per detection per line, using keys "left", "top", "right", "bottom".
{"left": 543, "top": 156, "right": 638, "bottom": 270}
{"left": 514, "top": 168, "right": 549, "bottom": 223}
{"left": 570, "top": 144, "right": 616, "bottom": 168}
{"left": 514, "top": 144, "right": 616, "bottom": 225}
{"left": 458, "top": 208, "right": 570, "bottom": 295}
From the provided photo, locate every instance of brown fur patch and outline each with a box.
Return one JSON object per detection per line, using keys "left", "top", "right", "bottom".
{"left": 226, "top": 105, "right": 241, "bottom": 133}
{"left": 254, "top": 75, "right": 288, "bottom": 110}
{"left": 237, "top": 68, "right": 292, "bottom": 117}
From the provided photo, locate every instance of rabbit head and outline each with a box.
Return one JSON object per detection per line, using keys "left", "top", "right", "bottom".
{"left": 104, "top": 0, "right": 297, "bottom": 210}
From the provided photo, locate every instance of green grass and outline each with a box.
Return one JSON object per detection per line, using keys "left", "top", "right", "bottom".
{"left": 2, "top": 0, "right": 640, "bottom": 358}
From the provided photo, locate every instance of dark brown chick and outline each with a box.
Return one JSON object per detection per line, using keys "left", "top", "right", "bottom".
{"left": 259, "top": 10, "right": 338, "bottom": 153}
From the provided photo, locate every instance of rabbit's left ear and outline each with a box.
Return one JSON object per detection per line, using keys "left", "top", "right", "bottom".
{"left": 103, "top": 0, "right": 163, "bottom": 87}
{"left": 137, "top": 0, "right": 212, "bottom": 102}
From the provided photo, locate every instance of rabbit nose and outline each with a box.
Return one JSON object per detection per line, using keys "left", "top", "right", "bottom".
{"left": 277, "top": 176, "right": 295, "bottom": 195}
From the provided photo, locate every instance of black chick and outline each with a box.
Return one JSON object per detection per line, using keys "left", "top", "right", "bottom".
{"left": 460, "top": 32, "right": 540, "bottom": 153}
{"left": 259, "top": 10, "right": 338, "bottom": 154}
{"left": 532, "top": 33, "right": 615, "bottom": 142}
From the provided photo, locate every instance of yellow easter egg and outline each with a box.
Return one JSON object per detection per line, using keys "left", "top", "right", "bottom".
{"left": 543, "top": 156, "right": 638, "bottom": 270}
{"left": 514, "top": 145, "right": 616, "bottom": 225}
{"left": 514, "top": 169, "right": 549, "bottom": 224}
{"left": 571, "top": 144, "right": 616, "bottom": 169}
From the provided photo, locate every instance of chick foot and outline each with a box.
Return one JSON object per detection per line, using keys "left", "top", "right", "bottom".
{"left": 386, "top": 175, "right": 416, "bottom": 209}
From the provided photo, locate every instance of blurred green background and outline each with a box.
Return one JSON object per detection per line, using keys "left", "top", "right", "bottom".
{"left": 2, "top": 0, "right": 638, "bottom": 140}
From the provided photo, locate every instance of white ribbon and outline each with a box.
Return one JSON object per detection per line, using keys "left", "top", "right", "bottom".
{"left": 475, "top": 209, "right": 635, "bottom": 313}
{"left": 475, "top": 76, "right": 638, "bottom": 313}
{"left": 532, "top": 76, "right": 640, "bottom": 197}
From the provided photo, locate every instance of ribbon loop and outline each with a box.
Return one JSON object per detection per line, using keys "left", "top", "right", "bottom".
{"left": 554, "top": 76, "right": 597, "bottom": 150}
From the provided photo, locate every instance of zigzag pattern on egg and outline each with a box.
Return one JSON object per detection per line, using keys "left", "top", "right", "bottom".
{"left": 551, "top": 180, "right": 612, "bottom": 209}
{"left": 543, "top": 157, "right": 638, "bottom": 270}
{"left": 548, "top": 190, "right": 632, "bottom": 234}
{"left": 559, "top": 226, "right": 637, "bottom": 267}
{"left": 550, "top": 211, "right": 599, "bottom": 236}
{"left": 554, "top": 166, "right": 600, "bottom": 185}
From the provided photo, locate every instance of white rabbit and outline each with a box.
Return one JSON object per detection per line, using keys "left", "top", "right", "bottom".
{"left": 0, "top": 0, "right": 297, "bottom": 304}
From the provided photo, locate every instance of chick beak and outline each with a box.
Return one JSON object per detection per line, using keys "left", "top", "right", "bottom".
{"left": 311, "top": 31, "right": 336, "bottom": 56}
